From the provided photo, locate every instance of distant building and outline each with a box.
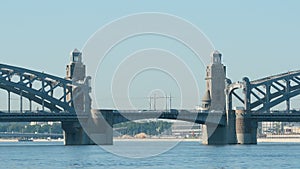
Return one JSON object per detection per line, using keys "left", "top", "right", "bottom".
{"left": 260, "top": 122, "right": 300, "bottom": 135}
{"left": 261, "top": 122, "right": 282, "bottom": 134}
{"left": 29, "top": 121, "right": 60, "bottom": 126}
{"left": 283, "top": 124, "right": 300, "bottom": 134}
{"left": 171, "top": 121, "right": 201, "bottom": 138}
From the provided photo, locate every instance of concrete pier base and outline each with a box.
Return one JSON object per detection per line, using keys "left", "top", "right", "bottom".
{"left": 85, "top": 110, "right": 113, "bottom": 145}
{"left": 202, "top": 124, "right": 227, "bottom": 145}
{"left": 227, "top": 110, "right": 237, "bottom": 144}
{"left": 62, "top": 121, "right": 95, "bottom": 145}
{"left": 61, "top": 110, "right": 113, "bottom": 145}
{"left": 236, "top": 109, "right": 257, "bottom": 144}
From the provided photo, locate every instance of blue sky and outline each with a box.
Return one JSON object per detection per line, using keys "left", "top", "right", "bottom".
{"left": 1, "top": 1, "right": 300, "bottom": 109}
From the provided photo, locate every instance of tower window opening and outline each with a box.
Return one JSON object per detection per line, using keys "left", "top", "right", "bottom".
{"left": 73, "top": 54, "right": 79, "bottom": 62}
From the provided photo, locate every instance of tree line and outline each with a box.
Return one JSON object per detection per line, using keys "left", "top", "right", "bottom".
{"left": 114, "top": 121, "right": 172, "bottom": 136}
{"left": 0, "top": 122, "right": 63, "bottom": 134}
{"left": 0, "top": 121, "right": 172, "bottom": 136}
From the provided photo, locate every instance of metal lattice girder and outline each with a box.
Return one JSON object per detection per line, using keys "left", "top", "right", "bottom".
{"left": 250, "top": 70, "right": 300, "bottom": 112}
{"left": 0, "top": 63, "right": 81, "bottom": 113}
{"left": 226, "top": 70, "right": 300, "bottom": 112}
{"left": 225, "top": 80, "right": 245, "bottom": 110}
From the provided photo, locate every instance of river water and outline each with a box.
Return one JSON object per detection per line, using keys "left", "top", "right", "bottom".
{"left": 0, "top": 141, "right": 299, "bottom": 169}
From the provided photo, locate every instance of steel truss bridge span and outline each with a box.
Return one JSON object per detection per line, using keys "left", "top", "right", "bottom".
{"left": 0, "top": 63, "right": 87, "bottom": 113}
{"left": 226, "top": 70, "right": 300, "bottom": 113}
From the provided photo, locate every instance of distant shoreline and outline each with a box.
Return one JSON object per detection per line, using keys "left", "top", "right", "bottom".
{"left": 258, "top": 138, "right": 300, "bottom": 143}
{"left": 114, "top": 137, "right": 300, "bottom": 143}
{"left": 114, "top": 138, "right": 201, "bottom": 142}
{"left": 1, "top": 137, "right": 300, "bottom": 143}
{"left": 0, "top": 138, "right": 63, "bottom": 142}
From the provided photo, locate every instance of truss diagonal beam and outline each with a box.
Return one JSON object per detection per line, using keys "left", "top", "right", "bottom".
{"left": 0, "top": 63, "right": 77, "bottom": 113}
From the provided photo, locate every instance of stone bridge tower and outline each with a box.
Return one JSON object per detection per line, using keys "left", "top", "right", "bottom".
{"left": 62, "top": 48, "right": 94, "bottom": 145}
{"left": 63, "top": 49, "right": 113, "bottom": 145}
{"left": 203, "top": 50, "right": 226, "bottom": 110}
{"left": 202, "top": 51, "right": 229, "bottom": 145}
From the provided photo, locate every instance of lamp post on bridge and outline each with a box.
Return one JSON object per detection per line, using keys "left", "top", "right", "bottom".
{"left": 149, "top": 94, "right": 173, "bottom": 111}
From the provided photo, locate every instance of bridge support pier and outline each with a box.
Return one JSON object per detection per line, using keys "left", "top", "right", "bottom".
{"left": 236, "top": 109, "right": 257, "bottom": 144}
{"left": 202, "top": 111, "right": 237, "bottom": 145}
{"left": 227, "top": 110, "right": 237, "bottom": 144}
{"left": 202, "top": 124, "right": 227, "bottom": 145}
{"left": 62, "top": 121, "right": 95, "bottom": 145}
{"left": 84, "top": 110, "right": 113, "bottom": 145}
{"left": 62, "top": 110, "right": 114, "bottom": 145}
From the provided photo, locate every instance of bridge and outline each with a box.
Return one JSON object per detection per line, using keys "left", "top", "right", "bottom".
{"left": 1, "top": 49, "right": 300, "bottom": 145}
{"left": 0, "top": 110, "right": 224, "bottom": 125}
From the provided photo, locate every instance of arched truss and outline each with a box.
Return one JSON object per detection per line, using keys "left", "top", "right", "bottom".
{"left": 226, "top": 70, "right": 300, "bottom": 113}
{"left": 0, "top": 63, "right": 85, "bottom": 113}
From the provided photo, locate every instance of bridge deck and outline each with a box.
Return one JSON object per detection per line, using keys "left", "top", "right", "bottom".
{"left": 2, "top": 110, "right": 300, "bottom": 124}
{"left": 111, "top": 110, "right": 225, "bottom": 125}
{"left": 251, "top": 111, "right": 300, "bottom": 122}
{"left": 0, "top": 110, "right": 226, "bottom": 125}
{"left": 0, "top": 112, "right": 79, "bottom": 122}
